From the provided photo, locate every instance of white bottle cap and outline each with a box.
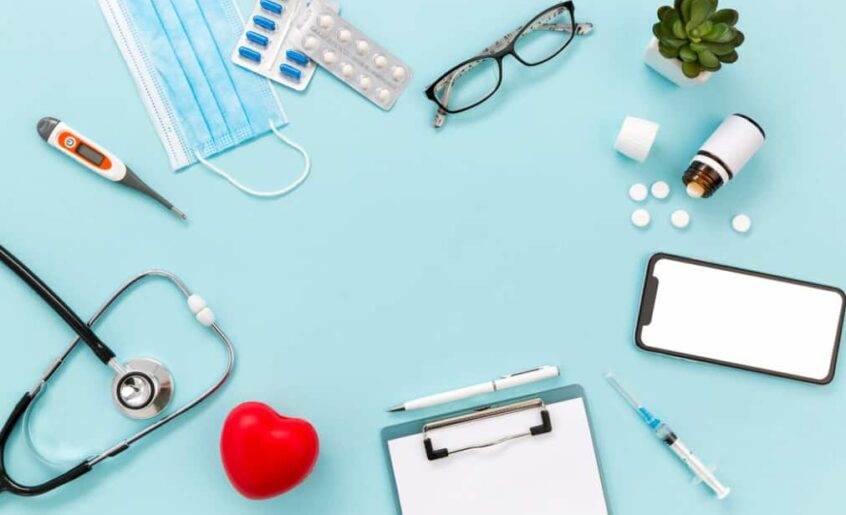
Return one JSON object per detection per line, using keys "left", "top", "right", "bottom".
{"left": 615, "top": 117, "right": 660, "bottom": 163}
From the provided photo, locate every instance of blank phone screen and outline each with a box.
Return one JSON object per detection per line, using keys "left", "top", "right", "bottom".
{"left": 637, "top": 255, "right": 845, "bottom": 384}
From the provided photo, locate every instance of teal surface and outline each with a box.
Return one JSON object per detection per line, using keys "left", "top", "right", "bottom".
{"left": 0, "top": 0, "right": 844, "bottom": 513}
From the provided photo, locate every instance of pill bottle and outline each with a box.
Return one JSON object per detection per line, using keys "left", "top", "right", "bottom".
{"left": 683, "top": 114, "right": 766, "bottom": 198}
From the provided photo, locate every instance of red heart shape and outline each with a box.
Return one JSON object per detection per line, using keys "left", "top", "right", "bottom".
{"left": 220, "top": 401, "right": 319, "bottom": 500}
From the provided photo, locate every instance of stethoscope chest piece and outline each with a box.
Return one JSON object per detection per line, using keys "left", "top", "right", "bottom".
{"left": 112, "top": 358, "right": 174, "bottom": 419}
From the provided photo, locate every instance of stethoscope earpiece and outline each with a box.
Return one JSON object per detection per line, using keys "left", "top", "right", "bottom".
{"left": 112, "top": 358, "right": 174, "bottom": 419}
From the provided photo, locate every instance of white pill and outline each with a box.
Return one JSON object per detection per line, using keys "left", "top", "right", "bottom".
{"left": 359, "top": 76, "right": 373, "bottom": 90}
{"left": 319, "top": 15, "right": 334, "bottom": 29}
{"left": 628, "top": 183, "right": 648, "bottom": 202}
{"left": 338, "top": 28, "right": 352, "bottom": 42}
{"left": 392, "top": 66, "right": 407, "bottom": 81}
{"left": 341, "top": 63, "right": 355, "bottom": 78}
{"left": 356, "top": 40, "right": 370, "bottom": 55}
{"left": 651, "top": 181, "right": 670, "bottom": 199}
{"left": 373, "top": 54, "right": 388, "bottom": 68}
{"left": 631, "top": 209, "right": 651, "bottom": 228}
{"left": 303, "top": 36, "right": 319, "bottom": 51}
{"left": 670, "top": 209, "right": 690, "bottom": 229}
{"left": 377, "top": 88, "right": 391, "bottom": 103}
{"left": 732, "top": 214, "right": 752, "bottom": 233}
{"left": 323, "top": 50, "right": 338, "bottom": 64}
{"left": 686, "top": 182, "right": 705, "bottom": 198}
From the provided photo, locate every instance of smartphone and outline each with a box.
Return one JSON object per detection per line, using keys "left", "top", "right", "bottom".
{"left": 636, "top": 253, "right": 846, "bottom": 384}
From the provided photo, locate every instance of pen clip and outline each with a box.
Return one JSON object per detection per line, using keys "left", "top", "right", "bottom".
{"left": 501, "top": 366, "right": 553, "bottom": 379}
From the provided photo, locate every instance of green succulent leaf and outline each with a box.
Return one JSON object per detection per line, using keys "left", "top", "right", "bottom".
{"left": 689, "top": 42, "right": 706, "bottom": 52}
{"left": 659, "top": 43, "right": 681, "bottom": 58}
{"left": 703, "top": 23, "right": 731, "bottom": 42}
{"left": 680, "top": 0, "right": 693, "bottom": 24}
{"left": 658, "top": 6, "right": 673, "bottom": 20}
{"left": 672, "top": 19, "right": 687, "bottom": 39}
{"left": 732, "top": 30, "right": 745, "bottom": 47}
{"left": 689, "top": 0, "right": 717, "bottom": 28}
{"left": 682, "top": 60, "right": 702, "bottom": 78}
{"left": 718, "top": 50, "right": 739, "bottom": 63}
{"left": 712, "top": 8, "right": 739, "bottom": 26}
{"left": 679, "top": 46, "right": 698, "bottom": 62}
{"left": 697, "top": 49, "right": 720, "bottom": 68}
{"left": 699, "top": 40, "right": 737, "bottom": 56}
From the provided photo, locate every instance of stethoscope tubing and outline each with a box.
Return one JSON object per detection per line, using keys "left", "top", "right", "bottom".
{"left": 0, "top": 252, "right": 235, "bottom": 496}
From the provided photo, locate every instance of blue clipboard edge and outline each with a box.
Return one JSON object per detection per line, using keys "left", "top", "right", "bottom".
{"left": 380, "top": 384, "right": 613, "bottom": 515}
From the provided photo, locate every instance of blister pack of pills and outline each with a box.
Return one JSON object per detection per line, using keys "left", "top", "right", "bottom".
{"left": 231, "top": 0, "right": 338, "bottom": 91}
{"left": 289, "top": 0, "right": 412, "bottom": 110}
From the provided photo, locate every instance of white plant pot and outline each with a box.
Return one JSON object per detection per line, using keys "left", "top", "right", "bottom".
{"left": 643, "top": 37, "right": 712, "bottom": 87}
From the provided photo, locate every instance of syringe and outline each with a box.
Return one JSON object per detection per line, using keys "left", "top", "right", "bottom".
{"left": 605, "top": 372, "right": 731, "bottom": 500}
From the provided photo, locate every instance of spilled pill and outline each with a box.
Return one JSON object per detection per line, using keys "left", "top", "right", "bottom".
{"left": 631, "top": 209, "right": 651, "bottom": 228}
{"left": 238, "top": 46, "right": 262, "bottom": 63}
{"left": 629, "top": 183, "right": 648, "bottom": 202}
{"left": 651, "top": 181, "right": 670, "bottom": 199}
{"left": 732, "top": 214, "right": 752, "bottom": 233}
{"left": 670, "top": 209, "right": 690, "bottom": 229}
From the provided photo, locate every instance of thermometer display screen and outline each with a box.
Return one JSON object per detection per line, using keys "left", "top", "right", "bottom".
{"left": 76, "top": 143, "right": 105, "bottom": 166}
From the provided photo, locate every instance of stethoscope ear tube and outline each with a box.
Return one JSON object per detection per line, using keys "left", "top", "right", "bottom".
{"left": 0, "top": 393, "right": 93, "bottom": 497}
{"left": 0, "top": 245, "right": 115, "bottom": 364}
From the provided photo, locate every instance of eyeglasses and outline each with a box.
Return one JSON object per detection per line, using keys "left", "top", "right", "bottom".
{"left": 425, "top": 1, "right": 593, "bottom": 128}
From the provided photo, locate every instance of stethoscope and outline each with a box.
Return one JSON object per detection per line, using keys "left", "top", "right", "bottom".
{"left": 0, "top": 245, "right": 235, "bottom": 497}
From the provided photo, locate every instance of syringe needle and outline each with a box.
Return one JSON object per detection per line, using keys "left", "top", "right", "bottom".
{"left": 605, "top": 372, "right": 642, "bottom": 410}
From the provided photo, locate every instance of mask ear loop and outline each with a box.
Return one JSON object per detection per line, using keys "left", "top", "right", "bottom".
{"left": 194, "top": 122, "right": 311, "bottom": 198}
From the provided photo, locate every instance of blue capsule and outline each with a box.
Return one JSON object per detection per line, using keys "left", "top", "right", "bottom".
{"left": 238, "top": 46, "right": 262, "bottom": 63}
{"left": 279, "top": 64, "right": 302, "bottom": 81}
{"left": 286, "top": 50, "right": 309, "bottom": 66}
{"left": 260, "top": 0, "right": 283, "bottom": 15}
{"left": 253, "top": 15, "right": 276, "bottom": 31}
{"left": 246, "top": 31, "right": 269, "bottom": 47}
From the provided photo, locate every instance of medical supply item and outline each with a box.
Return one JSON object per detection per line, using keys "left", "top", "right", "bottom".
{"left": 289, "top": 0, "right": 412, "bottom": 110}
{"left": 387, "top": 365, "right": 560, "bottom": 412}
{"left": 629, "top": 183, "right": 648, "bottom": 202}
{"left": 631, "top": 208, "right": 651, "bottom": 228}
{"left": 37, "top": 117, "right": 186, "bottom": 220}
{"left": 605, "top": 373, "right": 730, "bottom": 500}
{"left": 383, "top": 386, "right": 610, "bottom": 515}
{"left": 637, "top": 253, "right": 845, "bottom": 383}
{"left": 99, "top": 0, "right": 310, "bottom": 198}
{"left": 426, "top": 2, "right": 593, "bottom": 128}
{"left": 615, "top": 116, "right": 660, "bottom": 162}
{"left": 684, "top": 114, "right": 766, "bottom": 198}
{"left": 651, "top": 180, "right": 670, "bottom": 199}
{"left": 731, "top": 214, "right": 752, "bottom": 233}
{"left": 221, "top": 402, "right": 319, "bottom": 499}
{"left": 0, "top": 244, "right": 234, "bottom": 497}
{"left": 231, "top": 0, "right": 337, "bottom": 91}
{"left": 670, "top": 209, "right": 690, "bottom": 229}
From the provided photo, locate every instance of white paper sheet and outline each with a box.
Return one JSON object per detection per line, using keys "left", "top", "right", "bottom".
{"left": 387, "top": 398, "right": 608, "bottom": 515}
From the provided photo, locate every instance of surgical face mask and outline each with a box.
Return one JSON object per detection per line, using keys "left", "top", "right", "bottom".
{"left": 99, "top": 0, "right": 309, "bottom": 197}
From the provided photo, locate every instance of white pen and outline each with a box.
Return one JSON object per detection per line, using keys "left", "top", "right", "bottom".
{"left": 387, "top": 365, "right": 560, "bottom": 412}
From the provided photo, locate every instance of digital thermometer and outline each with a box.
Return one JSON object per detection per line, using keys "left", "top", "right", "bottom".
{"left": 37, "top": 117, "right": 186, "bottom": 220}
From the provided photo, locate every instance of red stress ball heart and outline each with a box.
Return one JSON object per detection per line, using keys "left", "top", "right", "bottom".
{"left": 220, "top": 402, "right": 319, "bottom": 499}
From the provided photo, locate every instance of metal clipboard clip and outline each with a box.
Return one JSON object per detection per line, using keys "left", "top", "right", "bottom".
{"left": 422, "top": 398, "right": 552, "bottom": 461}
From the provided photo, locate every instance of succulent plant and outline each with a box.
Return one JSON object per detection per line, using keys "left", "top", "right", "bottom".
{"left": 653, "top": 0, "right": 744, "bottom": 78}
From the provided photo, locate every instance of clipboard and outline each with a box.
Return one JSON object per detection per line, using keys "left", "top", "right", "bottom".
{"left": 381, "top": 385, "right": 611, "bottom": 515}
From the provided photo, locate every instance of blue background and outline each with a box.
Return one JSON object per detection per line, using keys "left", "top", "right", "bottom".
{"left": 1, "top": 0, "right": 844, "bottom": 513}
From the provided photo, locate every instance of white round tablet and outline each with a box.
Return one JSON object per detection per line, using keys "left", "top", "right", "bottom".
{"left": 732, "top": 214, "right": 752, "bottom": 233}
{"left": 319, "top": 15, "right": 334, "bottom": 29}
{"left": 338, "top": 29, "right": 352, "bottom": 42}
{"left": 631, "top": 209, "right": 651, "bottom": 228}
{"left": 392, "top": 66, "right": 407, "bottom": 81}
{"left": 628, "top": 183, "right": 648, "bottom": 202}
{"left": 670, "top": 209, "right": 690, "bottom": 229}
{"left": 359, "top": 76, "right": 373, "bottom": 90}
{"left": 377, "top": 88, "right": 391, "bottom": 103}
{"left": 373, "top": 54, "right": 388, "bottom": 68}
{"left": 356, "top": 40, "right": 370, "bottom": 55}
{"left": 323, "top": 50, "right": 338, "bottom": 64}
{"left": 341, "top": 63, "right": 355, "bottom": 78}
{"left": 651, "top": 181, "right": 670, "bottom": 199}
{"left": 303, "top": 36, "right": 319, "bottom": 51}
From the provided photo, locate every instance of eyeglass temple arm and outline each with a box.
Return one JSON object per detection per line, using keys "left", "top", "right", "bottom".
{"left": 432, "top": 21, "right": 594, "bottom": 128}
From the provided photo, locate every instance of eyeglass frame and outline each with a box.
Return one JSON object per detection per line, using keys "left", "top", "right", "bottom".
{"left": 424, "top": 1, "right": 593, "bottom": 127}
